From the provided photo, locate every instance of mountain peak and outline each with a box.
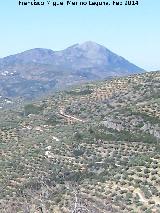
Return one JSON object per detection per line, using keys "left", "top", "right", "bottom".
{"left": 78, "top": 41, "right": 105, "bottom": 50}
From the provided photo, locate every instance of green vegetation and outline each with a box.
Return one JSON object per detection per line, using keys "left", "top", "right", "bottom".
{"left": 24, "top": 103, "right": 44, "bottom": 115}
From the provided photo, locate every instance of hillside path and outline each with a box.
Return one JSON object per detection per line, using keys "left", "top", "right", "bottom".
{"left": 59, "top": 108, "right": 85, "bottom": 122}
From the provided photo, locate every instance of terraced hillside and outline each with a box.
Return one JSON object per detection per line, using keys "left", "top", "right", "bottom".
{"left": 0, "top": 71, "right": 160, "bottom": 213}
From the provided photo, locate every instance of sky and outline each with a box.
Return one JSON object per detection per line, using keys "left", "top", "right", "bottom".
{"left": 0, "top": 0, "right": 160, "bottom": 70}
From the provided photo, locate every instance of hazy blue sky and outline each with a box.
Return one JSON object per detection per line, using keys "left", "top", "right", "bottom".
{"left": 0, "top": 0, "right": 160, "bottom": 70}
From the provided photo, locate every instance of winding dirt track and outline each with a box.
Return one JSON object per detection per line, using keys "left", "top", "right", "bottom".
{"left": 134, "top": 188, "right": 147, "bottom": 203}
{"left": 59, "top": 109, "right": 85, "bottom": 122}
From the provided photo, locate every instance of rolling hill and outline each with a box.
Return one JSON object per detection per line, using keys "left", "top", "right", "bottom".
{"left": 0, "top": 71, "right": 159, "bottom": 213}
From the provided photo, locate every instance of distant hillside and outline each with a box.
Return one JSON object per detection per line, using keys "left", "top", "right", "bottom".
{"left": 0, "top": 41, "right": 144, "bottom": 99}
